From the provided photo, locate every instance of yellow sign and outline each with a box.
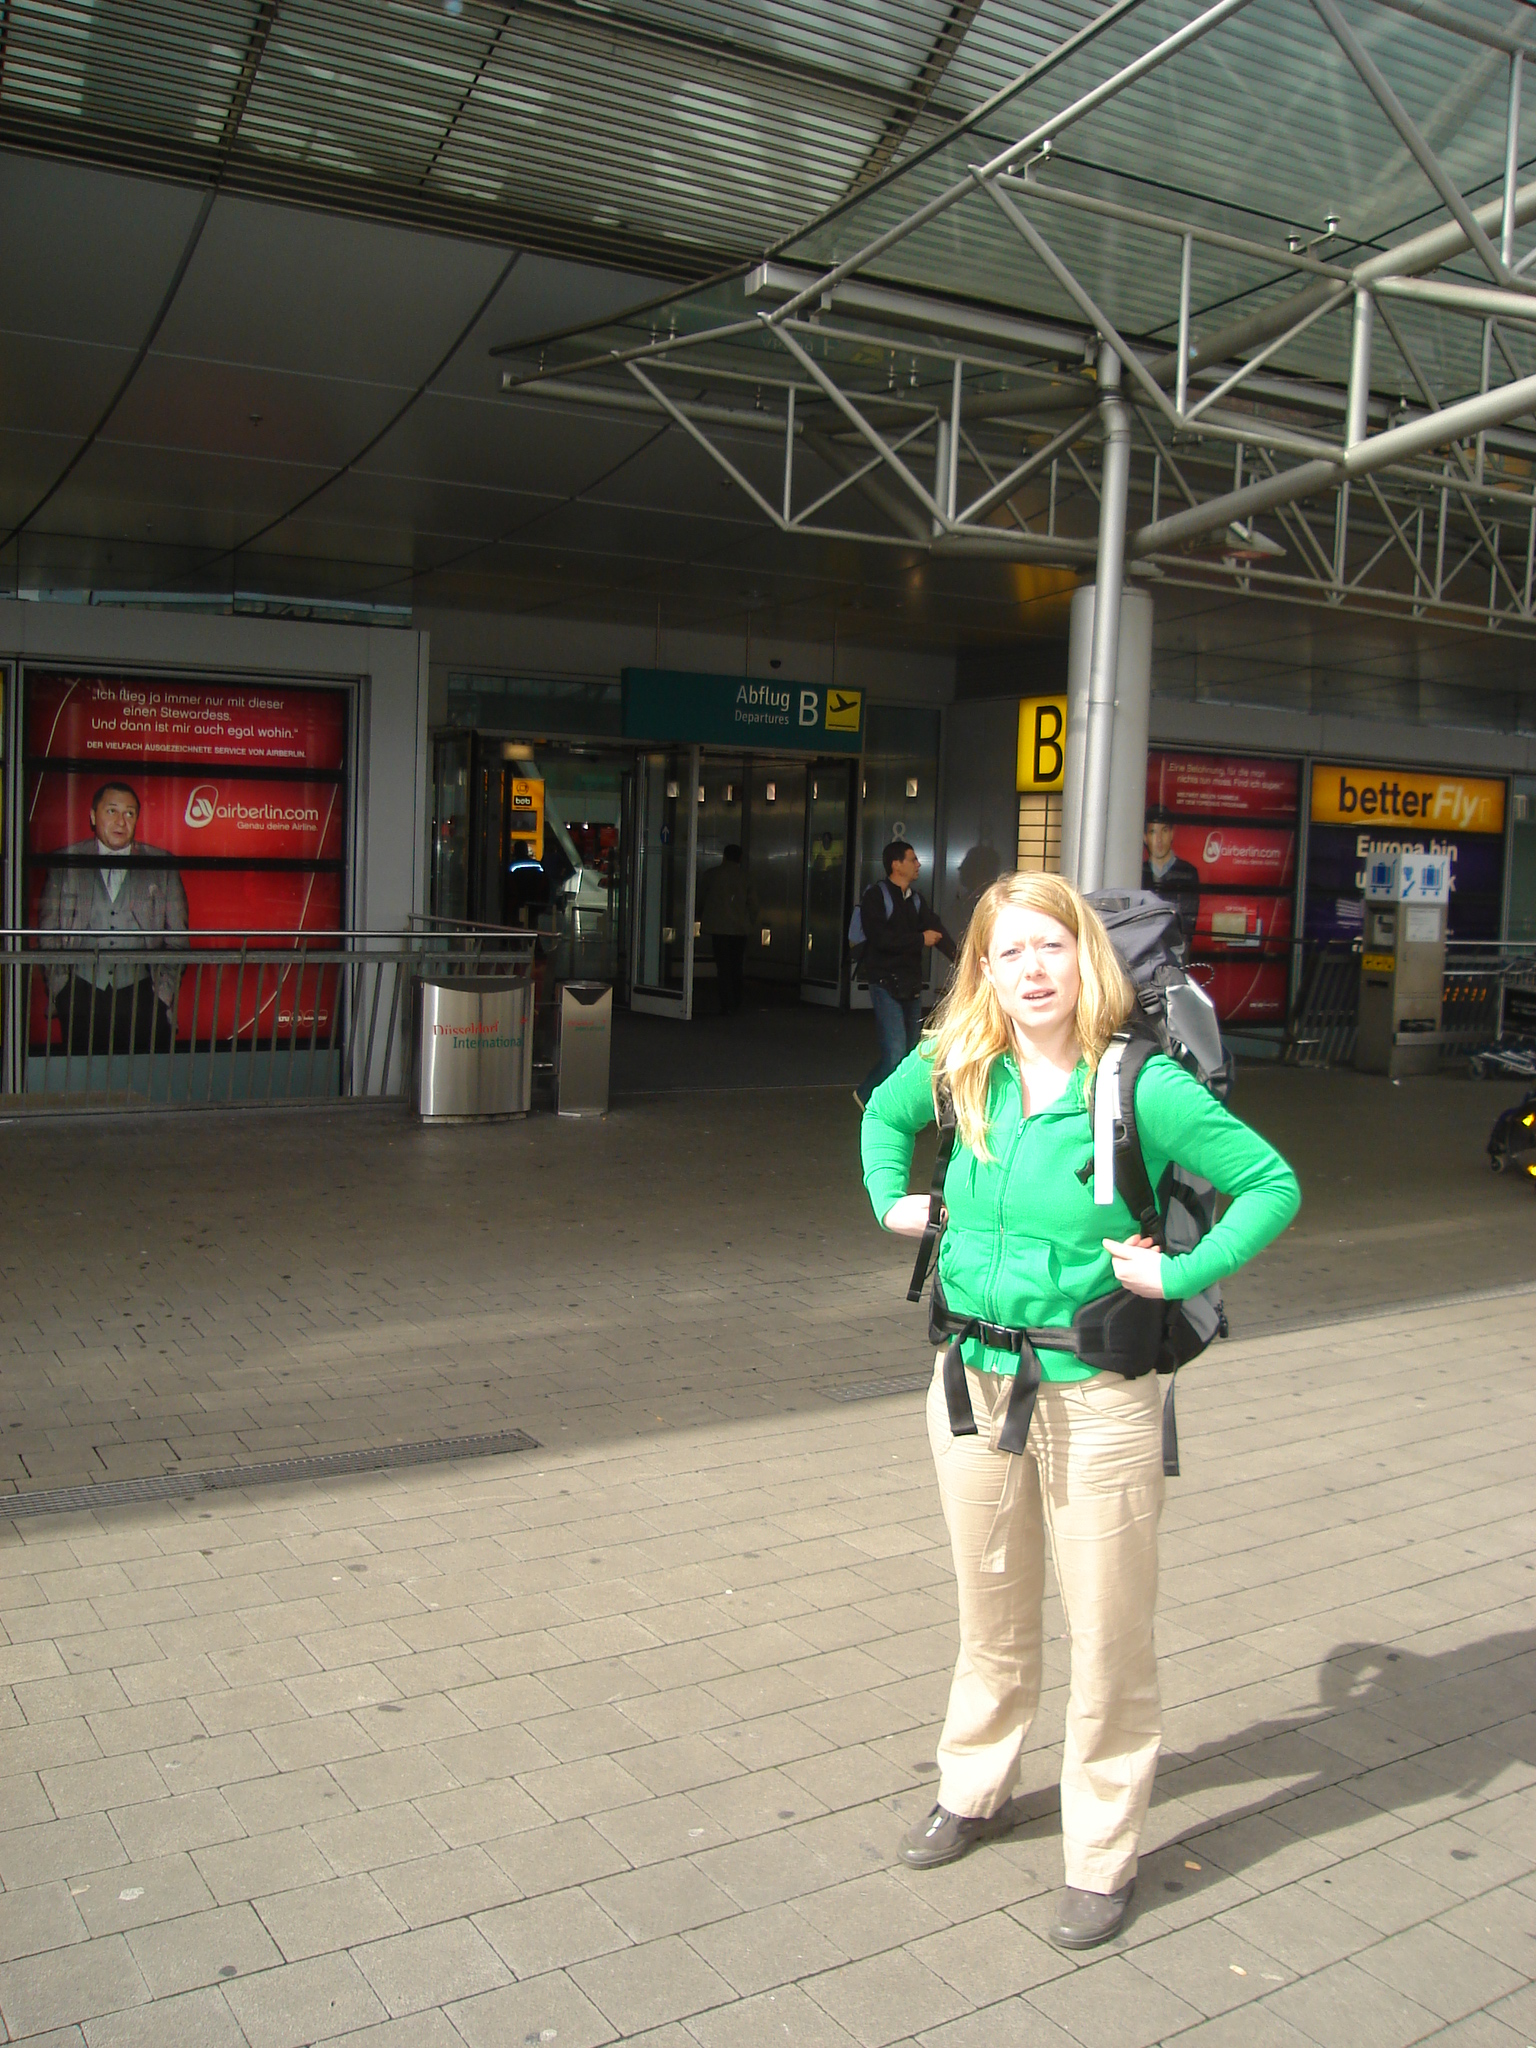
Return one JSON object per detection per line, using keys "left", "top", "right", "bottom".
{"left": 508, "top": 776, "right": 545, "bottom": 847}
{"left": 1310, "top": 763, "right": 1505, "bottom": 834}
{"left": 1017, "top": 696, "right": 1067, "bottom": 792}
{"left": 825, "top": 688, "right": 862, "bottom": 733}
{"left": 1362, "top": 952, "right": 1397, "bottom": 975}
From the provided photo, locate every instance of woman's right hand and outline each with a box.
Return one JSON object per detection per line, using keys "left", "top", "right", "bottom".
{"left": 883, "top": 1194, "right": 937, "bottom": 1238}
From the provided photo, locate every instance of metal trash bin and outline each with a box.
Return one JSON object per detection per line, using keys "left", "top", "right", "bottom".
{"left": 558, "top": 981, "right": 612, "bottom": 1117}
{"left": 416, "top": 974, "right": 533, "bottom": 1121}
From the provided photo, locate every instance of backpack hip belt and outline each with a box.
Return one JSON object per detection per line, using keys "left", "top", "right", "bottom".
{"left": 928, "top": 1271, "right": 1174, "bottom": 1464}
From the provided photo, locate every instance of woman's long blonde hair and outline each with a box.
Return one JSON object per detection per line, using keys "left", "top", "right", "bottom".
{"left": 923, "top": 872, "right": 1133, "bottom": 1158}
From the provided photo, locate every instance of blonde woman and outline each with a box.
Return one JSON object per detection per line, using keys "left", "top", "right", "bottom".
{"left": 861, "top": 873, "right": 1298, "bottom": 1949}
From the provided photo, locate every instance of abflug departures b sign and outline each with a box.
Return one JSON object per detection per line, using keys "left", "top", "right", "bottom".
{"left": 621, "top": 669, "right": 863, "bottom": 754}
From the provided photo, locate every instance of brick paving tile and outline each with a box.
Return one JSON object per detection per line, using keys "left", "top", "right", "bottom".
{"left": 351, "top": 1918, "right": 511, "bottom": 2015}
{"left": 1257, "top": 1955, "right": 1443, "bottom": 2047}
{"left": 687, "top": 1980, "right": 863, "bottom": 2046}
{"left": 1353, "top": 1922, "right": 1527, "bottom": 2024}
{"left": 79, "top": 1983, "right": 249, "bottom": 2047}
{"left": 473, "top": 1885, "right": 630, "bottom": 1976}
{"left": 0, "top": 1086, "right": 1530, "bottom": 2046}
{"left": 800, "top": 1948, "right": 968, "bottom": 2047}
{"left": 1024, "top": 1950, "right": 1205, "bottom": 2048}
{"left": 570, "top": 1933, "right": 736, "bottom": 2034}
{"left": 253, "top": 1871, "right": 408, "bottom": 1960}
{"left": 219, "top": 1950, "right": 389, "bottom": 2048}
{"left": 0, "top": 1933, "right": 150, "bottom": 2039}
{"left": 446, "top": 1968, "right": 617, "bottom": 2048}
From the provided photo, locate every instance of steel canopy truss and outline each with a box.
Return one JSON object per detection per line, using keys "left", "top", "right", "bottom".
{"left": 500, "top": 0, "right": 1536, "bottom": 639}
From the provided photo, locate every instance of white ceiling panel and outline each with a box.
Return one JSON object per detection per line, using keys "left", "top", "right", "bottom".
{"left": 357, "top": 390, "right": 661, "bottom": 498}
{"left": 154, "top": 192, "right": 513, "bottom": 384}
{"left": 46, "top": 442, "right": 334, "bottom": 539}
{"left": 0, "top": 333, "right": 135, "bottom": 439}
{"left": 0, "top": 156, "right": 209, "bottom": 349}
{"left": 433, "top": 251, "right": 673, "bottom": 401}
{"left": 108, "top": 356, "right": 412, "bottom": 470}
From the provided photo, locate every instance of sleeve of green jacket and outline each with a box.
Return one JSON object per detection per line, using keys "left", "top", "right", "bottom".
{"left": 861, "top": 1043, "right": 939, "bottom": 1222}
{"left": 1133, "top": 1058, "right": 1301, "bottom": 1299}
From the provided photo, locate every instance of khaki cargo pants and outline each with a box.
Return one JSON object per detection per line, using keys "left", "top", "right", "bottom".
{"left": 926, "top": 1354, "right": 1165, "bottom": 1895}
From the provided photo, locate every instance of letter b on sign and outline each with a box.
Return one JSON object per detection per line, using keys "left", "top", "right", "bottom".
{"left": 799, "top": 690, "right": 818, "bottom": 727}
{"left": 1017, "top": 697, "right": 1067, "bottom": 792}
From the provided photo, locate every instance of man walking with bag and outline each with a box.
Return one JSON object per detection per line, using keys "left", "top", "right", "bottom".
{"left": 854, "top": 840, "right": 956, "bottom": 1109}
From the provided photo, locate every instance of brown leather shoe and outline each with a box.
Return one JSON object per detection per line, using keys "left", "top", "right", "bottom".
{"left": 1048, "top": 1880, "right": 1134, "bottom": 1949}
{"left": 899, "top": 1803, "right": 1016, "bottom": 1869}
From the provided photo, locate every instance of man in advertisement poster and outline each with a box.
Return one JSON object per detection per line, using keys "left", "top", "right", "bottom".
{"left": 38, "top": 782, "right": 189, "bottom": 1053}
{"left": 1142, "top": 807, "right": 1201, "bottom": 953}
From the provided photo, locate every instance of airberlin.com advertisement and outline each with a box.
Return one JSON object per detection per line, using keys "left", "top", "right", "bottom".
{"left": 24, "top": 673, "right": 348, "bottom": 1047}
{"left": 1143, "top": 750, "right": 1301, "bottom": 1024}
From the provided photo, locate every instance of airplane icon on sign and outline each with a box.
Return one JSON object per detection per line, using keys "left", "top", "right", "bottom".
{"left": 825, "top": 689, "right": 862, "bottom": 732}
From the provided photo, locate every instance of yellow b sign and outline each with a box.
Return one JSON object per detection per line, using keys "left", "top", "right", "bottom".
{"left": 1017, "top": 696, "right": 1067, "bottom": 792}
{"left": 508, "top": 776, "right": 545, "bottom": 847}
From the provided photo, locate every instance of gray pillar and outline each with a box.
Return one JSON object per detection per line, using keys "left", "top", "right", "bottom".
{"left": 1060, "top": 582, "right": 1154, "bottom": 891}
{"left": 1068, "top": 347, "right": 1133, "bottom": 894}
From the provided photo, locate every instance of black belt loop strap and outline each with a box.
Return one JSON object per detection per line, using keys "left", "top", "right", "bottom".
{"left": 941, "top": 1334, "right": 979, "bottom": 1436}
{"left": 937, "top": 1310, "right": 1042, "bottom": 1455}
{"left": 1161, "top": 1372, "right": 1180, "bottom": 1478}
{"left": 996, "top": 1346, "right": 1043, "bottom": 1456}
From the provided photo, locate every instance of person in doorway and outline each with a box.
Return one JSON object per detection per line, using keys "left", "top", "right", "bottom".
{"left": 853, "top": 840, "right": 955, "bottom": 1109}
{"left": 1142, "top": 808, "right": 1200, "bottom": 954}
{"left": 38, "top": 781, "right": 189, "bottom": 1053}
{"left": 861, "top": 872, "right": 1298, "bottom": 1949}
{"left": 697, "top": 843, "right": 755, "bottom": 1015}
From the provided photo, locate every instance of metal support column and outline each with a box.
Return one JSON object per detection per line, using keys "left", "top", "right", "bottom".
{"left": 1067, "top": 346, "right": 1132, "bottom": 893}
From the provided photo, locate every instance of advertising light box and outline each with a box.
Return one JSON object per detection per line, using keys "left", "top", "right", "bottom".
{"left": 1304, "top": 761, "right": 1506, "bottom": 943}
{"left": 22, "top": 671, "right": 349, "bottom": 1051}
{"left": 1143, "top": 750, "right": 1301, "bottom": 1025}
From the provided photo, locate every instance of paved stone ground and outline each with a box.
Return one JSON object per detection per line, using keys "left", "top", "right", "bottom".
{"left": 0, "top": 1067, "right": 1531, "bottom": 2045}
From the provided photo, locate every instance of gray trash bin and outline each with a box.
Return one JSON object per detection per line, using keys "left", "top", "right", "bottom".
{"left": 558, "top": 981, "right": 612, "bottom": 1117}
{"left": 416, "top": 974, "right": 533, "bottom": 1121}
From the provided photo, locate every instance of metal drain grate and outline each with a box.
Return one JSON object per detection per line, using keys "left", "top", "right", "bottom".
{"left": 0, "top": 1430, "right": 541, "bottom": 1520}
{"left": 821, "top": 1371, "right": 931, "bottom": 1403}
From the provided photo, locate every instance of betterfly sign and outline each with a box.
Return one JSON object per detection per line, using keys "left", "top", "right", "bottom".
{"left": 621, "top": 669, "right": 863, "bottom": 755}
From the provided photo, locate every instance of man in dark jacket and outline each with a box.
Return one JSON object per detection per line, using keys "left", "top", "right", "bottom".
{"left": 855, "top": 840, "right": 956, "bottom": 1109}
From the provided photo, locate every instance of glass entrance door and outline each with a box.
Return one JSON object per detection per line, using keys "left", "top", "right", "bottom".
{"left": 629, "top": 747, "right": 698, "bottom": 1018}
{"left": 802, "top": 762, "right": 852, "bottom": 1005}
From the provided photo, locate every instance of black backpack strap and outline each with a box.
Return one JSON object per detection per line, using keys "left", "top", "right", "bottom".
{"left": 907, "top": 1084, "right": 956, "bottom": 1303}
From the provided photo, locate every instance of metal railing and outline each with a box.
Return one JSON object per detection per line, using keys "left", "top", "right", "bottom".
{"left": 1, "top": 926, "right": 535, "bottom": 1110}
{"left": 1283, "top": 945, "right": 1362, "bottom": 1067}
{"left": 1284, "top": 939, "right": 1536, "bottom": 1068}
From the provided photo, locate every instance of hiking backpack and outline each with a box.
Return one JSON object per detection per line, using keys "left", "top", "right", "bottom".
{"left": 849, "top": 880, "right": 931, "bottom": 951}
{"left": 907, "top": 888, "right": 1232, "bottom": 1477}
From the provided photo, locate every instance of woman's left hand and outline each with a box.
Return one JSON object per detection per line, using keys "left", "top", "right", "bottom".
{"left": 1103, "top": 1234, "right": 1167, "bottom": 1298}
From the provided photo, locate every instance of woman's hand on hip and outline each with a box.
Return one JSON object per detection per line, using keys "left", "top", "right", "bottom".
{"left": 883, "top": 1194, "right": 936, "bottom": 1238}
{"left": 1103, "top": 1234, "right": 1167, "bottom": 1298}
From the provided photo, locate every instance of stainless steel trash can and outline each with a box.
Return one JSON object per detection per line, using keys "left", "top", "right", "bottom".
{"left": 558, "top": 981, "right": 612, "bottom": 1117}
{"left": 416, "top": 974, "right": 533, "bottom": 1121}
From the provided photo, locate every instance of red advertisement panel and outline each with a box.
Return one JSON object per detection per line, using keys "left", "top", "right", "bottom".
{"left": 1187, "top": 958, "right": 1290, "bottom": 1023}
{"left": 23, "top": 673, "right": 349, "bottom": 1054}
{"left": 1146, "top": 751, "right": 1300, "bottom": 821}
{"left": 1174, "top": 823, "right": 1296, "bottom": 889}
{"left": 26, "top": 673, "right": 346, "bottom": 770}
{"left": 1144, "top": 748, "right": 1301, "bottom": 1026}
{"left": 26, "top": 772, "right": 345, "bottom": 869}
{"left": 1194, "top": 893, "right": 1294, "bottom": 945}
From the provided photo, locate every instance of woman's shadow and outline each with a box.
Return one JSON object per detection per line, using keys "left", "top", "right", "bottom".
{"left": 1003, "top": 1626, "right": 1534, "bottom": 1899}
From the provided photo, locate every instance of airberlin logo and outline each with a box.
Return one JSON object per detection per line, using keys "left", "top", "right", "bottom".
{"left": 183, "top": 784, "right": 322, "bottom": 832}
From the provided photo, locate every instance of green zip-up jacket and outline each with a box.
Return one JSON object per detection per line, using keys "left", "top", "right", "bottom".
{"left": 862, "top": 1043, "right": 1300, "bottom": 1382}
